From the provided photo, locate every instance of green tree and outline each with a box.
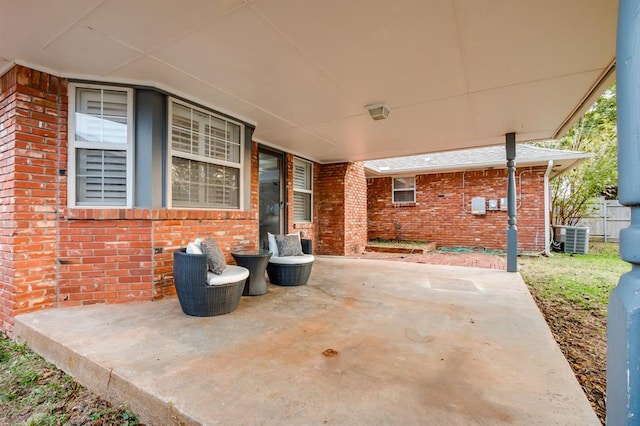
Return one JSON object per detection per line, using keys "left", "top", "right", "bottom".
{"left": 538, "top": 83, "right": 617, "bottom": 226}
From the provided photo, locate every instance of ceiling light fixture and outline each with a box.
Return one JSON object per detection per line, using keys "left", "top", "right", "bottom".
{"left": 366, "top": 102, "right": 391, "bottom": 120}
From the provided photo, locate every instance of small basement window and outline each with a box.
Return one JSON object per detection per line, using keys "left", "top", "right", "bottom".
{"left": 392, "top": 177, "right": 416, "bottom": 203}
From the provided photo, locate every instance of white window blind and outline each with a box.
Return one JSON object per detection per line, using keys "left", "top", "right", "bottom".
{"left": 75, "top": 89, "right": 128, "bottom": 145}
{"left": 169, "top": 100, "right": 243, "bottom": 209}
{"left": 293, "top": 158, "right": 313, "bottom": 222}
{"left": 76, "top": 149, "right": 127, "bottom": 205}
{"left": 392, "top": 177, "right": 416, "bottom": 203}
{"left": 69, "top": 85, "right": 132, "bottom": 207}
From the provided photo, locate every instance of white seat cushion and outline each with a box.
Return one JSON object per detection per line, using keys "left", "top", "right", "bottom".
{"left": 269, "top": 254, "right": 315, "bottom": 265}
{"left": 206, "top": 265, "right": 249, "bottom": 286}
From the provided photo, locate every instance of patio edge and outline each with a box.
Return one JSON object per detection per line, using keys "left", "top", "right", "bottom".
{"left": 13, "top": 314, "right": 198, "bottom": 426}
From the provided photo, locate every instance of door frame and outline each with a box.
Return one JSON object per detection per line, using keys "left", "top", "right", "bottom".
{"left": 258, "top": 146, "right": 287, "bottom": 248}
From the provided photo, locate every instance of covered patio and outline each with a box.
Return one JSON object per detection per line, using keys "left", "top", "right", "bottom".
{"left": 5, "top": 0, "right": 640, "bottom": 423}
{"left": 14, "top": 257, "right": 598, "bottom": 425}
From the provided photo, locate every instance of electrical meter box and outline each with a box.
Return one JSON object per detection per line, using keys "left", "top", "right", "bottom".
{"left": 471, "top": 197, "right": 486, "bottom": 215}
{"left": 500, "top": 197, "right": 508, "bottom": 211}
{"left": 487, "top": 199, "right": 499, "bottom": 211}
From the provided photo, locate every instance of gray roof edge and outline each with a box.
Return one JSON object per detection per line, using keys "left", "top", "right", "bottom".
{"left": 365, "top": 150, "right": 592, "bottom": 176}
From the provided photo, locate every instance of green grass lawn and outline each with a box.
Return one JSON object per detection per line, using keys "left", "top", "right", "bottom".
{"left": 0, "top": 335, "right": 140, "bottom": 425}
{"left": 519, "top": 242, "right": 625, "bottom": 424}
{"left": 519, "top": 242, "right": 628, "bottom": 315}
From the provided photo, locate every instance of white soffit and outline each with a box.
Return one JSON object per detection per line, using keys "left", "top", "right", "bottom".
{"left": 36, "top": 25, "right": 141, "bottom": 76}
{"left": 110, "top": 56, "right": 259, "bottom": 122}
{"left": 78, "top": 0, "right": 246, "bottom": 54}
{"left": 0, "top": 0, "right": 617, "bottom": 164}
{"left": 0, "top": 0, "right": 103, "bottom": 60}
{"left": 252, "top": 0, "right": 469, "bottom": 107}
{"left": 0, "top": 59, "right": 13, "bottom": 76}
{"left": 151, "top": 7, "right": 354, "bottom": 126}
{"left": 255, "top": 126, "right": 345, "bottom": 162}
{"left": 302, "top": 95, "right": 476, "bottom": 162}
{"left": 469, "top": 70, "right": 605, "bottom": 138}
{"left": 456, "top": 0, "right": 615, "bottom": 92}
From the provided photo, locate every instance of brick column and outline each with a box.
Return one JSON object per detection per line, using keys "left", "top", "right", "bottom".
{"left": 0, "top": 65, "right": 67, "bottom": 334}
{"left": 344, "top": 162, "right": 367, "bottom": 254}
{"left": 0, "top": 67, "right": 18, "bottom": 332}
{"left": 317, "top": 161, "right": 367, "bottom": 255}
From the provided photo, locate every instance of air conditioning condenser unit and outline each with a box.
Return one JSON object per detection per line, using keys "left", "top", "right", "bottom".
{"left": 564, "top": 226, "right": 589, "bottom": 254}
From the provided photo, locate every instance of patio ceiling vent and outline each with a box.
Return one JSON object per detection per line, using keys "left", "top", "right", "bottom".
{"left": 366, "top": 103, "right": 391, "bottom": 120}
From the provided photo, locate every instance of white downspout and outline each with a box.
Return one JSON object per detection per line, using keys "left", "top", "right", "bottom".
{"left": 543, "top": 160, "right": 554, "bottom": 256}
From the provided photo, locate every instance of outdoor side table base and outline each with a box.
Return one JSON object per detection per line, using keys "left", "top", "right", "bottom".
{"left": 231, "top": 250, "right": 272, "bottom": 296}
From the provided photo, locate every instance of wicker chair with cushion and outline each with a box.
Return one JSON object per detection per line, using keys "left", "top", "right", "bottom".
{"left": 266, "top": 233, "right": 314, "bottom": 286}
{"left": 173, "top": 248, "right": 249, "bottom": 316}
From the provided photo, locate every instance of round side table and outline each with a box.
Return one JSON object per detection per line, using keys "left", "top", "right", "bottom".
{"left": 231, "top": 250, "right": 272, "bottom": 296}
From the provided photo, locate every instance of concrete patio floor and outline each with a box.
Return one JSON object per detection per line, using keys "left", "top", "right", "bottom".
{"left": 14, "top": 257, "right": 598, "bottom": 425}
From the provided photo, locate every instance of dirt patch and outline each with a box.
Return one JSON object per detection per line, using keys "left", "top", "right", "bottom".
{"left": 365, "top": 240, "right": 437, "bottom": 254}
{"left": 350, "top": 250, "right": 507, "bottom": 270}
{"left": 322, "top": 348, "right": 339, "bottom": 357}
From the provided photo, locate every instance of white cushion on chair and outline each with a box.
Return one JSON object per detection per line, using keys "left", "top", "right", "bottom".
{"left": 269, "top": 254, "right": 314, "bottom": 265}
{"left": 206, "top": 265, "right": 249, "bottom": 286}
{"left": 267, "top": 232, "right": 279, "bottom": 257}
{"left": 186, "top": 241, "right": 203, "bottom": 255}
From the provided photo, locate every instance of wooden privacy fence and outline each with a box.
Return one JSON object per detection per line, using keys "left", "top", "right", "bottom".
{"left": 577, "top": 199, "right": 630, "bottom": 242}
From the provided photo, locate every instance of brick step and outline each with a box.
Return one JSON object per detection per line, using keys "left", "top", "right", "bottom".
{"left": 365, "top": 241, "right": 437, "bottom": 254}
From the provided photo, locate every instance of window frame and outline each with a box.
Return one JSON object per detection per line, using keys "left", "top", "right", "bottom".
{"left": 167, "top": 98, "right": 245, "bottom": 210}
{"left": 67, "top": 83, "right": 134, "bottom": 208}
{"left": 392, "top": 176, "right": 416, "bottom": 204}
{"left": 293, "top": 157, "right": 313, "bottom": 222}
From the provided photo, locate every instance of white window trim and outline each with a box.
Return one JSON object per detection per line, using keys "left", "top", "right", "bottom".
{"left": 67, "top": 83, "right": 134, "bottom": 208}
{"left": 293, "top": 157, "right": 313, "bottom": 222}
{"left": 392, "top": 176, "right": 416, "bottom": 204}
{"left": 167, "top": 98, "right": 245, "bottom": 210}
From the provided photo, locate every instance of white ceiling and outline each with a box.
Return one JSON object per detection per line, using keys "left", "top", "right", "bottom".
{"left": 0, "top": 0, "right": 617, "bottom": 163}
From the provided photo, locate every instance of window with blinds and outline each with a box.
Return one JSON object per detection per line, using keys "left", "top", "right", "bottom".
{"left": 392, "top": 177, "right": 416, "bottom": 203}
{"left": 293, "top": 158, "right": 313, "bottom": 222}
{"left": 69, "top": 85, "right": 132, "bottom": 207}
{"left": 169, "top": 100, "right": 243, "bottom": 209}
{"left": 76, "top": 149, "right": 127, "bottom": 205}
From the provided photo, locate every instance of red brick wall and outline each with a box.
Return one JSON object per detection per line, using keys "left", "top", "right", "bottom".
{"left": 57, "top": 217, "right": 153, "bottom": 306}
{"left": 317, "top": 162, "right": 367, "bottom": 255}
{"left": 0, "top": 65, "right": 260, "bottom": 335}
{"left": 150, "top": 210, "right": 258, "bottom": 299}
{"left": 317, "top": 163, "right": 346, "bottom": 254}
{"left": 344, "top": 162, "right": 367, "bottom": 254}
{"left": 0, "top": 66, "right": 67, "bottom": 334}
{"left": 56, "top": 209, "right": 258, "bottom": 306}
{"left": 367, "top": 167, "right": 547, "bottom": 252}
{"left": 53, "top": 140, "right": 260, "bottom": 307}
{"left": 0, "top": 67, "right": 18, "bottom": 333}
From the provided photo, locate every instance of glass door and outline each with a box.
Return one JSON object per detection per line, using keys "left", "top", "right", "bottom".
{"left": 259, "top": 148, "right": 285, "bottom": 250}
